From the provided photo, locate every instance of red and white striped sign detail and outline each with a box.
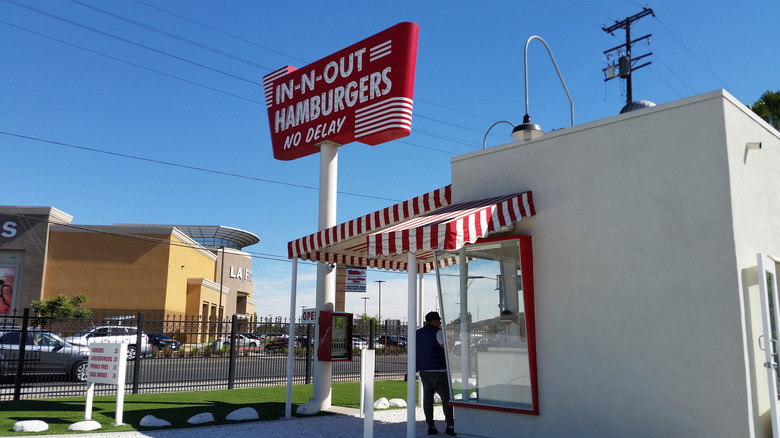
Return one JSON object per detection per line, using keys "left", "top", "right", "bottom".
{"left": 368, "top": 191, "right": 535, "bottom": 257}
{"left": 354, "top": 97, "right": 413, "bottom": 139}
{"left": 288, "top": 185, "right": 452, "bottom": 259}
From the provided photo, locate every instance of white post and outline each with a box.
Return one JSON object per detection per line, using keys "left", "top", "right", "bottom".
{"left": 285, "top": 258, "right": 298, "bottom": 418}
{"left": 459, "top": 248, "right": 469, "bottom": 401}
{"left": 417, "top": 270, "right": 425, "bottom": 407}
{"left": 361, "top": 349, "right": 376, "bottom": 438}
{"left": 302, "top": 140, "right": 339, "bottom": 414}
{"left": 407, "top": 252, "right": 418, "bottom": 438}
{"left": 418, "top": 270, "right": 424, "bottom": 331}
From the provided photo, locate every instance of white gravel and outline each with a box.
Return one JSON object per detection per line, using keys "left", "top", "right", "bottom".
{"left": 21, "top": 406, "right": 451, "bottom": 438}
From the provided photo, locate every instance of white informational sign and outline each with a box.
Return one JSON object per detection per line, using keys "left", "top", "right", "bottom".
{"left": 87, "top": 344, "right": 126, "bottom": 384}
{"left": 346, "top": 267, "right": 367, "bottom": 293}
{"left": 301, "top": 308, "right": 317, "bottom": 324}
{"left": 84, "top": 343, "right": 128, "bottom": 425}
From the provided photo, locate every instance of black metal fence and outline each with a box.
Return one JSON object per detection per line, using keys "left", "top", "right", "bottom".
{"left": 0, "top": 309, "right": 408, "bottom": 401}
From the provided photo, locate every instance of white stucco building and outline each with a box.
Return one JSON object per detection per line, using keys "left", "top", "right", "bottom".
{"left": 443, "top": 89, "right": 780, "bottom": 437}
{"left": 289, "top": 89, "right": 780, "bottom": 437}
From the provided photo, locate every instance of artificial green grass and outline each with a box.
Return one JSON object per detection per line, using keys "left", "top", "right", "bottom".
{"left": 0, "top": 381, "right": 411, "bottom": 436}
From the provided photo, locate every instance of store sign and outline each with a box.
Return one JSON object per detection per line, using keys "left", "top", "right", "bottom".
{"left": 229, "top": 266, "right": 252, "bottom": 283}
{"left": 1, "top": 221, "right": 17, "bottom": 238}
{"left": 345, "top": 267, "right": 367, "bottom": 293}
{"left": 301, "top": 308, "right": 317, "bottom": 324}
{"left": 87, "top": 343, "right": 127, "bottom": 385}
{"left": 262, "top": 22, "right": 419, "bottom": 161}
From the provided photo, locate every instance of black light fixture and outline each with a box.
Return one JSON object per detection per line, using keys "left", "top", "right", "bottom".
{"left": 511, "top": 36, "right": 574, "bottom": 142}
{"left": 511, "top": 114, "right": 544, "bottom": 142}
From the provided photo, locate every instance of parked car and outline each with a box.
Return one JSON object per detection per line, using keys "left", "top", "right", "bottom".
{"left": 147, "top": 333, "right": 180, "bottom": 351}
{"left": 221, "top": 333, "right": 261, "bottom": 349}
{"left": 375, "top": 335, "right": 406, "bottom": 348}
{"left": 64, "top": 326, "right": 152, "bottom": 360}
{"left": 353, "top": 336, "right": 368, "bottom": 349}
{"left": 0, "top": 328, "right": 90, "bottom": 382}
{"left": 264, "top": 337, "right": 287, "bottom": 354}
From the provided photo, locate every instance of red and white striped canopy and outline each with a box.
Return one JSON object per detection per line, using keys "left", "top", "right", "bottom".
{"left": 288, "top": 186, "right": 452, "bottom": 271}
{"left": 368, "top": 191, "right": 535, "bottom": 259}
{"left": 287, "top": 187, "right": 535, "bottom": 273}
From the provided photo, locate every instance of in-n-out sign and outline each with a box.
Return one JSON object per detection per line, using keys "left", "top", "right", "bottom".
{"left": 263, "top": 22, "right": 419, "bottom": 161}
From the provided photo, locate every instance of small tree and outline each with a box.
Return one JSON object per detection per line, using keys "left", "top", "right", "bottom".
{"left": 31, "top": 293, "right": 92, "bottom": 328}
{"left": 751, "top": 90, "right": 780, "bottom": 130}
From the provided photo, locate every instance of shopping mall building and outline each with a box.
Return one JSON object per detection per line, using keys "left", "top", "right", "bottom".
{"left": 0, "top": 206, "right": 258, "bottom": 320}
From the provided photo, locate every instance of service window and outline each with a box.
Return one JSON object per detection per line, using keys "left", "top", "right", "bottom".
{"left": 434, "top": 235, "right": 538, "bottom": 414}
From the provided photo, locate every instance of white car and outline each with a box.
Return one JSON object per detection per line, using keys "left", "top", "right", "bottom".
{"left": 353, "top": 336, "right": 368, "bottom": 349}
{"left": 64, "top": 326, "right": 152, "bottom": 360}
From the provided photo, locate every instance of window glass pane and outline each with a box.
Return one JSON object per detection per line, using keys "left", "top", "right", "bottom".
{"left": 435, "top": 237, "right": 535, "bottom": 412}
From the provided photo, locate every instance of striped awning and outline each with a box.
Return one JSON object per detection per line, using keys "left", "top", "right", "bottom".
{"left": 288, "top": 188, "right": 535, "bottom": 273}
{"left": 368, "top": 191, "right": 535, "bottom": 260}
{"left": 288, "top": 185, "right": 452, "bottom": 271}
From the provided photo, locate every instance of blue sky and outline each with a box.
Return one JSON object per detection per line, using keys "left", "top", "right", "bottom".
{"left": 2, "top": 0, "right": 778, "bottom": 321}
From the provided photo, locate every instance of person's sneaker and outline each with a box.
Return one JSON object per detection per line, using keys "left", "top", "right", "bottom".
{"left": 445, "top": 426, "right": 456, "bottom": 436}
{"left": 428, "top": 426, "right": 439, "bottom": 435}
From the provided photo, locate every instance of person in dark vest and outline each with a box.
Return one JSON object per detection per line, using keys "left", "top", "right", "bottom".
{"left": 416, "top": 311, "right": 455, "bottom": 436}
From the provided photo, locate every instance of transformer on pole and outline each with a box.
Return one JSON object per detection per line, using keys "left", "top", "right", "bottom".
{"left": 602, "top": 7, "right": 655, "bottom": 107}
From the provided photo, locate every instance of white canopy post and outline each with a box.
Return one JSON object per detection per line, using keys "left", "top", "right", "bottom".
{"left": 285, "top": 258, "right": 298, "bottom": 418}
{"left": 418, "top": 269, "right": 425, "bottom": 329}
{"left": 407, "top": 251, "right": 418, "bottom": 438}
{"left": 458, "top": 248, "right": 469, "bottom": 401}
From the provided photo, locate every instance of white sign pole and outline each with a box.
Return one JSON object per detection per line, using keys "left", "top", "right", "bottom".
{"left": 285, "top": 258, "right": 298, "bottom": 419}
{"left": 84, "top": 382, "right": 95, "bottom": 420}
{"left": 308, "top": 140, "right": 339, "bottom": 413}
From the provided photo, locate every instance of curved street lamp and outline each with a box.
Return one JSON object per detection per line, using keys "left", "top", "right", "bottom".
{"left": 512, "top": 36, "right": 574, "bottom": 142}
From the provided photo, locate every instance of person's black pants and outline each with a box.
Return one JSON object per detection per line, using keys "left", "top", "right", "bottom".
{"left": 420, "top": 370, "right": 454, "bottom": 428}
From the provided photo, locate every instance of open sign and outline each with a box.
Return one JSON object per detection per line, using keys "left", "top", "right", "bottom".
{"left": 301, "top": 308, "right": 317, "bottom": 324}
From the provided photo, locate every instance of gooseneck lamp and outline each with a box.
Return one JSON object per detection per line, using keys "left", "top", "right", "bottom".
{"left": 511, "top": 35, "right": 574, "bottom": 142}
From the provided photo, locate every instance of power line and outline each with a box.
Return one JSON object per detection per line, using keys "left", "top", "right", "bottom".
{"left": 652, "top": 15, "right": 729, "bottom": 89}
{"left": 0, "top": 131, "right": 402, "bottom": 202}
{"left": 0, "top": 19, "right": 264, "bottom": 105}
{"left": 1, "top": 18, "right": 489, "bottom": 150}
{"left": 4, "top": 0, "right": 261, "bottom": 86}
{"left": 4, "top": 0, "right": 515, "bottom": 150}
{"left": 66, "top": 0, "right": 276, "bottom": 71}
{"left": 132, "top": 0, "right": 310, "bottom": 65}
{"left": 649, "top": 54, "right": 694, "bottom": 96}
{"left": 564, "top": 0, "right": 616, "bottom": 22}
{"left": 527, "top": 0, "right": 604, "bottom": 29}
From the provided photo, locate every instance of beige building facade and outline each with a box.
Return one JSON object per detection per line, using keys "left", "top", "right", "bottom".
{"left": 0, "top": 207, "right": 258, "bottom": 322}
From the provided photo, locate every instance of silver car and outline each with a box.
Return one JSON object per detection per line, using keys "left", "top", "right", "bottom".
{"left": 64, "top": 325, "right": 152, "bottom": 360}
{"left": 0, "top": 328, "right": 90, "bottom": 382}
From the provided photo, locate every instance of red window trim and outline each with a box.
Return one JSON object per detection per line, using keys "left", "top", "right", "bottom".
{"left": 441, "top": 234, "right": 539, "bottom": 415}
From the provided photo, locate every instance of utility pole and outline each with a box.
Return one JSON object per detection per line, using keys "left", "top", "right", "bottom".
{"left": 602, "top": 7, "right": 655, "bottom": 107}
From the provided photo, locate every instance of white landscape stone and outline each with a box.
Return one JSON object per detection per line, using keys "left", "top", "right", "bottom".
{"left": 373, "top": 397, "right": 390, "bottom": 409}
{"left": 140, "top": 415, "right": 171, "bottom": 427}
{"left": 12, "top": 420, "right": 48, "bottom": 433}
{"left": 227, "top": 407, "right": 259, "bottom": 421}
{"left": 67, "top": 420, "right": 102, "bottom": 431}
{"left": 388, "top": 398, "right": 407, "bottom": 407}
{"left": 187, "top": 412, "right": 215, "bottom": 424}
